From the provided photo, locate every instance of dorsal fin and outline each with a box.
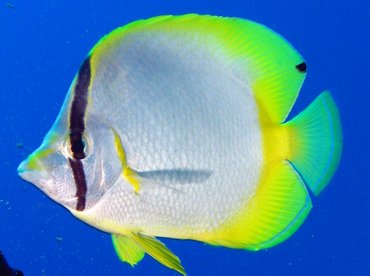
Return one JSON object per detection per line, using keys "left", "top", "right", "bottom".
{"left": 90, "top": 14, "right": 306, "bottom": 123}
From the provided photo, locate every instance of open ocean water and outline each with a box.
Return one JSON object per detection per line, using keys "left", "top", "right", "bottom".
{"left": 1, "top": 1, "right": 369, "bottom": 275}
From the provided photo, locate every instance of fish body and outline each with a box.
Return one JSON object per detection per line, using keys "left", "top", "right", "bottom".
{"left": 18, "top": 14, "right": 342, "bottom": 274}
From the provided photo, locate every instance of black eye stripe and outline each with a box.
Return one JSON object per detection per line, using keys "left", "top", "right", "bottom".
{"left": 69, "top": 56, "right": 91, "bottom": 160}
{"left": 70, "top": 57, "right": 91, "bottom": 135}
{"left": 70, "top": 132, "right": 86, "bottom": 160}
{"left": 68, "top": 158, "right": 87, "bottom": 211}
{"left": 68, "top": 56, "right": 91, "bottom": 211}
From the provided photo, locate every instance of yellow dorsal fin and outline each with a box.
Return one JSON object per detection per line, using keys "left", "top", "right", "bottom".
{"left": 90, "top": 14, "right": 306, "bottom": 123}
{"left": 130, "top": 232, "right": 186, "bottom": 276}
{"left": 112, "top": 234, "right": 145, "bottom": 266}
{"left": 112, "top": 129, "right": 140, "bottom": 193}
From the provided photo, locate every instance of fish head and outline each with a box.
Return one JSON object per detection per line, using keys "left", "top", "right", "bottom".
{"left": 18, "top": 110, "right": 122, "bottom": 212}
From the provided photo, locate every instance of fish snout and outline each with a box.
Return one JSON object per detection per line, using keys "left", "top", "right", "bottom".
{"left": 18, "top": 146, "right": 81, "bottom": 209}
{"left": 17, "top": 148, "right": 54, "bottom": 192}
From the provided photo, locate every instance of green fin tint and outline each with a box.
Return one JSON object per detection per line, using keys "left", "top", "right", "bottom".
{"left": 112, "top": 233, "right": 185, "bottom": 275}
{"left": 90, "top": 14, "right": 306, "bottom": 124}
{"left": 252, "top": 162, "right": 312, "bottom": 249}
{"left": 130, "top": 233, "right": 186, "bottom": 276}
{"left": 244, "top": 161, "right": 311, "bottom": 250}
{"left": 219, "top": 18, "right": 307, "bottom": 124}
{"left": 208, "top": 161, "right": 311, "bottom": 250}
{"left": 285, "top": 91, "right": 342, "bottom": 195}
{"left": 112, "top": 234, "right": 145, "bottom": 266}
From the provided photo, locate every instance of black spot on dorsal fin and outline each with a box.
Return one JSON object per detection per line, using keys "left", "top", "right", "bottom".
{"left": 296, "top": 62, "right": 307, "bottom": 73}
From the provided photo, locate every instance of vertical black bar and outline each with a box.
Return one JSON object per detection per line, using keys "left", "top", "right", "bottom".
{"left": 68, "top": 56, "right": 91, "bottom": 211}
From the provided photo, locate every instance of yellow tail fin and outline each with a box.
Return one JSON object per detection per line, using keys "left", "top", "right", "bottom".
{"left": 285, "top": 91, "right": 342, "bottom": 195}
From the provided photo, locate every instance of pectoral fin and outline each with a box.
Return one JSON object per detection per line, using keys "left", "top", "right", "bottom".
{"left": 112, "top": 129, "right": 141, "bottom": 193}
{"left": 137, "top": 169, "right": 211, "bottom": 184}
{"left": 113, "top": 127, "right": 211, "bottom": 194}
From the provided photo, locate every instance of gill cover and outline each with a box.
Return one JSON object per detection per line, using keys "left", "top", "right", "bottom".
{"left": 18, "top": 56, "right": 123, "bottom": 211}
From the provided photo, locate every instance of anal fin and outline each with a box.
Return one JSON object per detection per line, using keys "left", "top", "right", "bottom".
{"left": 209, "top": 161, "right": 312, "bottom": 250}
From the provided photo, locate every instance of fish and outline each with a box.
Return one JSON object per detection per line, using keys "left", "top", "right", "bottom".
{"left": 0, "top": 251, "right": 23, "bottom": 276}
{"left": 17, "top": 14, "right": 342, "bottom": 275}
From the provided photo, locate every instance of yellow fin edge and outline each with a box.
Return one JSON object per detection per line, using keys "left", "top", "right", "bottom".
{"left": 202, "top": 106, "right": 312, "bottom": 249}
{"left": 112, "top": 232, "right": 186, "bottom": 275}
{"left": 112, "top": 129, "right": 140, "bottom": 193}
{"left": 205, "top": 160, "right": 311, "bottom": 250}
{"left": 112, "top": 234, "right": 145, "bottom": 266}
{"left": 130, "top": 233, "right": 186, "bottom": 275}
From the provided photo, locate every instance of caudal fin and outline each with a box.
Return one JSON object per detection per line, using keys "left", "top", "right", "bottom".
{"left": 285, "top": 91, "right": 342, "bottom": 195}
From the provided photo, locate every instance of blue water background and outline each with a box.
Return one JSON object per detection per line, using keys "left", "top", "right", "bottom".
{"left": 1, "top": 1, "right": 369, "bottom": 275}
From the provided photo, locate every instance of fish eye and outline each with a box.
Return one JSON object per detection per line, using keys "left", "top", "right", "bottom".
{"left": 67, "top": 133, "right": 91, "bottom": 160}
{"left": 71, "top": 138, "right": 86, "bottom": 159}
{"left": 65, "top": 133, "right": 92, "bottom": 160}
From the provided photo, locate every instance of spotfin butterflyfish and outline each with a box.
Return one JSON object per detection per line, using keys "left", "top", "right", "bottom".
{"left": 18, "top": 14, "right": 342, "bottom": 275}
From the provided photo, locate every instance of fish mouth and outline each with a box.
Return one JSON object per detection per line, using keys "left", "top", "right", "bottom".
{"left": 18, "top": 156, "right": 80, "bottom": 209}
{"left": 17, "top": 157, "right": 55, "bottom": 196}
{"left": 18, "top": 158, "right": 41, "bottom": 183}
{"left": 17, "top": 143, "right": 56, "bottom": 187}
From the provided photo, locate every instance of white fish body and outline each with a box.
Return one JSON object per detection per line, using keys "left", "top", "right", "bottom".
{"left": 83, "top": 27, "right": 263, "bottom": 238}
{"left": 18, "top": 15, "right": 342, "bottom": 275}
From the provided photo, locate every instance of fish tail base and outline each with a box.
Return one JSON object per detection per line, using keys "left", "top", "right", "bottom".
{"left": 285, "top": 91, "right": 342, "bottom": 195}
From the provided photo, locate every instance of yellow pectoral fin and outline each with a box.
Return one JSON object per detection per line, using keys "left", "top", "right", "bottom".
{"left": 130, "top": 233, "right": 186, "bottom": 276}
{"left": 112, "top": 129, "right": 141, "bottom": 193}
{"left": 112, "top": 234, "right": 145, "bottom": 266}
{"left": 123, "top": 167, "right": 141, "bottom": 193}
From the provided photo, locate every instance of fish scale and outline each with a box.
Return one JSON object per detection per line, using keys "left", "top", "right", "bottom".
{"left": 18, "top": 14, "right": 342, "bottom": 275}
